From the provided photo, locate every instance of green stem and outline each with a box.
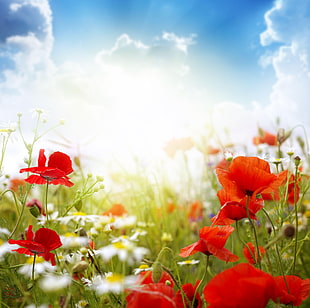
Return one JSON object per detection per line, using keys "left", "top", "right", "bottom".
{"left": 245, "top": 196, "right": 261, "bottom": 268}
{"left": 9, "top": 186, "right": 31, "bottom": 239}
{"left": 262, "top": 208, "right": 290, "bottom": 293}
{"left": 292, "top": 166, "right": 299, "bottom": 274}
{"left": 191, "top": 255, "right": 210, "bottom": 308}
{"left": 45, "top": 182, "right": 50, "bottom": 225}
{"left": 32, "top": 254, "right": 37, "bottom": 281}
{"left": 235, "top": 220, "right": 256, "bottom": 263}
{"left": 0, "top": 131, "right": 13, "bottom": 172}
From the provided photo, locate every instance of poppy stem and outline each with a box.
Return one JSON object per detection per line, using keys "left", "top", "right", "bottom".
{"left": 32, "top": 253, "right": 37, "bottom": 281}
{"left": 191, "top": 255, "right": 210, "bottom": 308}
{"left": 8, "top": 186, "right": 31, "bottom": 239}
{"left": 245, "top": 196, "right": 261, "bottom": 268}
{"left": 292, "top": 159, "right": 300, "bottom": 274}
{"left": 235, "top": 221, "right": 256, "bottom": 263}
{"left": 262, "top": 208, "right": 290, "bottom": 290}
{"left": 44, "top": 182, "right": 49, "bottom": 225}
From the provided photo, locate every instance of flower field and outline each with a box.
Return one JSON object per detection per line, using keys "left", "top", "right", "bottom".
{"left": 0, "top": 111, "right": 310, "bottom": 308}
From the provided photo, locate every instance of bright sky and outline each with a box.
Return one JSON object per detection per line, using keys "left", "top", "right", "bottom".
{"left": 0, "top": 0, "right": 310, "bottom": 174}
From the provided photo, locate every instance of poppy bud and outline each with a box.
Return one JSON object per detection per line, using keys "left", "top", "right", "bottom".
{"left": 73, "top": 200, "right": 83, "bottom": 211}
{"left": 152, "top": 261, "right": 163, "bottom": 283}
{"left": 29, "top": 205, "right": 41, "bottom": 218}
{"left": 26, "top": 199, "right": 44, "bottom": 217}
{"left": 74, "top": 156, "right": 81, "bottom": 168}
{"left": 294, "top": 156, "right": 301, "bottom": 168}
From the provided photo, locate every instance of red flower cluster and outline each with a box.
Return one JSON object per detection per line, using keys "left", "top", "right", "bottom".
{"left": 127, "top": 262, "right": 310, "bottom": 307}
{"left": 272, "top": 275, "right": 310, "bottom": 306}
{"left": 8, "top": 225, "right": 62, "bottom": 265}
{"left": 212, "top": 156, "right": 287, "bottom": 225}
{"left": 20, "top": 149, "right": 74, "bottom": 187}
{"left": 203, "top": 263, "right": 276, "bottom": 308}
{"left": 203, "top": 263, "right": 310, "bottom": 307}
{"left": 126, "top": 270, "right": 202, "bottom": 308}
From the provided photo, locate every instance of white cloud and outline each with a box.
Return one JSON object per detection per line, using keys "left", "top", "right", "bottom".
{"left": 95, "top": 32, "right": 195, "bottom": 76}
{"left": 260, "top": 0, "right": 310, "bottom": 127}
{"left": 161, "top": 32, "right": 196, "bottom": 54}
{"left": 0, "top": 0, "right": 54, "bottom": 91}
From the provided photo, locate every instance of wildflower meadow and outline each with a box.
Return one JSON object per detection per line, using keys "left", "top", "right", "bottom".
{"left": 0, "top": 110, "right": 309, "bottom": 308}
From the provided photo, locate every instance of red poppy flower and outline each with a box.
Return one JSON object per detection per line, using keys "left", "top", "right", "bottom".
{"left": 212, "top": 185, "right": 264, "bottom": 225}
{"left": 8, "top": 225, "right": 62, "bottom": 265}
{"left": 216, "top": 156, "right": 287, "bottom": 201}
{"left": 175, "top": 281, "right": 202, "bottom": 308}
{"left": 243, "top": 242, "right": 266, "bottom": 264}
{"left": 102, "top": 203, "right": 128, "bottom": 216}
{"left": 137, "top": 270, "right": 175, "bottom": 287}
{"left": 203, "top": 263, "right": 276, "bottom": 308}
{"left": 9, "top": 177, "right": 27, "bottom": 194}
{"left": 253, "top": 130, "right": 277, "bottom": 146}
{"left": 179, "top": 226, "right": 238, "bottom": 262}
{"left": 20, "top": 149, "right": 74, "bottom": 187}
{"left": 126, "top": 283, "right": 176, "bottom": 308}
{"left": 187, "top": 201, "right": 203, "bottom": 221}
{"left": 272, "top": 275, "right": 310, "bottom": 306}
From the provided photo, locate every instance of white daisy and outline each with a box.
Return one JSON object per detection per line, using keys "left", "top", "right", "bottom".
{"left": 177, "top": 259, "right": 200, "bottom": 266}
{"left": 39, "top": 273, "right": 72, "bottom": 292}
{"left": 89, "top": 273, "right": 137, "bottom": 294}
{"left": 97, "top": 240, "right": 149, "bottom": 265}
{"left": 60, "top": 233, "right": 90, "bottom": 248}
{"left": 57, "top": 212, "right": 101, "bottom": 226}
{"left": 18, "top": 256, "right": 55, "bottom": 279}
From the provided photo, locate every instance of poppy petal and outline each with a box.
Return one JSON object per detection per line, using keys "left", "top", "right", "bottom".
{"left": 38, "top": 149, "right": 47, "bottom": 167}
{"left": 48, "top": 151, "right": 73, "bottom": 175}
{"left": 23, "top": 175, "right": 47, "bottom": 185}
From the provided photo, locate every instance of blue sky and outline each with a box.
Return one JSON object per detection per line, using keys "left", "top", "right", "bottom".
{"left": 0, "top": 0, "right": 310, "bottom": 172}
{"left": 50, "top": 0, "right": 275, "bottom": 104}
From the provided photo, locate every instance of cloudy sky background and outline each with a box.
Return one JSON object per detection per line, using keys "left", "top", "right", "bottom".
{"left": 0, "top": 0, "right": 310, "bottom": 174}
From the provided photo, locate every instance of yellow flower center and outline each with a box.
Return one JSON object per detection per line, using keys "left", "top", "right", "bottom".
{"left": 64, "top": 232, "right": 78, "bottom": 237}
{"left": 26, "top": 256, "right": 45, "bottom": 264}
{"left": 113, "top": 241, "right": 126, "bottom": 249}
{"left": 106, "top": 273, "right": 124, "bottom": 283}
{"left": 73, "top": 212, "right": 86, "bottom": 216}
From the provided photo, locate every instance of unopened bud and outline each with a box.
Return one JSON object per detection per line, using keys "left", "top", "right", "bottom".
{"left": 294, "top": 156, "right": 301, "bottom": 168}
{"left": 74, "top": 157, "right": 81, "bottom": 168}
{"left": 29, "top": 205, "right": 41, "bottom": 218}
{"left": 152, "top": 261, "right": 163, "bottom": 283}
{"left": 73, "top": 200, "right": 83, "bottom": 211}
